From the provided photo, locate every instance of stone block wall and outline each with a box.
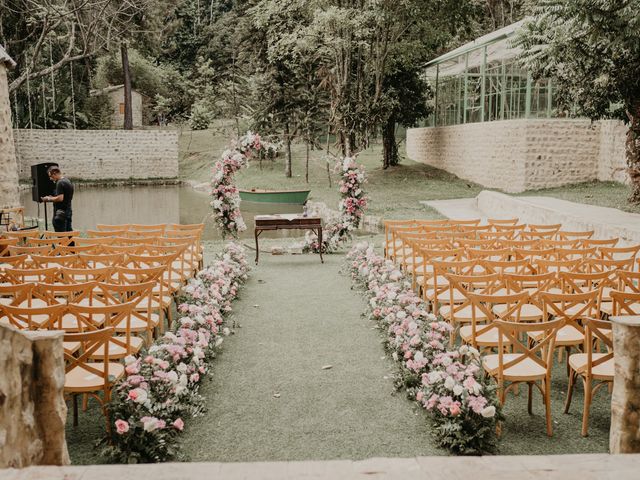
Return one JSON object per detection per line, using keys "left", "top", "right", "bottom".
{"left": 598, "top": 119, "right": 628, "bottom": 184}
{"left": 0, "top": 63, "right": 20, "bottom": 208}
{"left": 406, "top": 118, "right": 628, "bottom": 193}
{"left": 13, "top": 129, "right": 179, "bottom": 181}
{"left": 0, "top": 325, "right": 69, "bottom": 467}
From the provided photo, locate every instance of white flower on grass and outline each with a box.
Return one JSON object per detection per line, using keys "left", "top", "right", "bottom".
{"left": 414, "top": 351, "right": 424, "bottom": 362}
{"left": 392, "top": 352, "right": 398, "bottom": 362}
{"left": 444, "top": 376, "right": 455, "bottom": 391}
{"left": 177, "top": 363, "right": 188, "bottom": 373}
{"left": 428, "top": 371, "right": 440, "bottom": 384}
{"left": 453, "top": 384, "right": 464, "bottom": 396}
{"left": 124, "top": 355, "right": 136, "bottom": 365}
{"left": 167, "top": 371, "right": 179, "bottom": 384}
{"left": 481, "top": 406, "right": 496, "bottom": 418}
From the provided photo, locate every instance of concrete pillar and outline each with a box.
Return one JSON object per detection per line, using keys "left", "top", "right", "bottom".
{"left": 0, "top": 325, "right": 70, "bottom": 467}
{"left": 0, "top": 61, "right": 20, "bottom": 208}
{"left": 610, "top": 315, "right": 640, "bottom": 453}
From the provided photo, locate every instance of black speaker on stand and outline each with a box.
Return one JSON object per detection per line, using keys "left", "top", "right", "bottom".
{"left": 31, "top": 162, "right": 58, "bottom": 231}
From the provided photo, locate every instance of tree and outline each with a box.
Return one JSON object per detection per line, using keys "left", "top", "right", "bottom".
{"left": 515, "top": 0, "right": 640, "bottom": 202}
{"left": 2, "top": 0, "right": 152, "bottom": 93}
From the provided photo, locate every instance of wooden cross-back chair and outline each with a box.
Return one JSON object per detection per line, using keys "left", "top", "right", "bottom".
{"left": 96, "top": 224, "right": 131, "bottom": 231}
{"left": 460, "top": 290, "right": 531, "bottom": 351}
{"left": 490, "top": 224, "right": 526, "bottom": 235}
{"left": 1, "top": 302, "right": 66, "bottom": 331}
{"left": 383, "top": 219, "right": 416, "bottom": 259}
{"left": 555, "top": 247, "right": 597, "bottom": 262}
{"left": 440, "top": 273, "right": 506, "bottom": 344}
{"left": 583, "top": 257, "right": 635, "bottom": 274}
{"left": 513, "top": 247, "right": 556, "bottom": 264}
{"left": 533, "top": 258, "right": 583, "bottom": 275}
{"left": 564, "top": 317, "right": 613, "bottom": 437}
{"left": 0, "top": 282, "right": 36, "bottom": 309}
{"left": 5, "top": 267, "right": 59, "bottom": 285}
{"left": 610, "top": 290, "right": 640, "bottom": 316}
{"left": 616, "top": 270, "right": 640, "bottom": 294}
{"left": 540, "top": 239, "right": 581, "bottom": 249}
{"left": 87, "top": 229, "right": 129, "bottom": 238}
{"left": 558, "top": 269, "right": 617, "bottom": 316}
{"left": 488, "top": 218, "right": 519, "bottom": 226}
{"left": 520, "top": 230, "right": 558, "bottom": 241}
{"left": 537, "top": 290, "right": 599, "bottom": 366}
{"left": 483, "top": 318, "right": 565, "bottom": 436}
{"left": 501, "top": 272, "right": 559, "bottom": 322}
{"left": 580, "top": 238, "right": 619, "bottom": 249}
{"left": 480, "top": 258, "right": 533, "bottom": 276}
{"left": 465, "top": 247, "right": 512, "bottom": 262}
{"left": 0, "top": 237, "right": 19, "bottom": 256}
{"left": 597, "top": 244, "right": 640, "bottom": 261}
{"left": 97, "top": 281, "right": 159, "bottom": 343}
{"left": 5, "top": 229, "right": 40, "bottom": 245}
{"left": 478, "top": 230, "right": 516, "bottom": 241}
{"left": 414, "top": 247, "right": 465, "bottom": 297}
{"left": 499, "top": 238, "right": 541, "bottom": 250}
{"left": 59, "top": 266, "right": 114, "bottom": 285}
{"left": 30, "top": 254, "right": 81, "bottom": 269}
{"left": 458, "top": 238, "right": 498, "bottom": 250}
{"left": 79, "top": 253, "right": 125, "bottom": 269}
{"left": 0, "top": 254, "right": 29, "bottom": 269}
{"left": 427, "top": 258, "right": 482, "bottom": 315}
{"left": 527, "top": 223, "right": 562, "bottom": 233}
{"left": 63, "top": 326, "right": 123, "bottom": 431}
{"left": 557, "top": 230, "right": 594, "bottom": 241}
{"left": 8, "top": 245, "right": 52, "bottom": 258}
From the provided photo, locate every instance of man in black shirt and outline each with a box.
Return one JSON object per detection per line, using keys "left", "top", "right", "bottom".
{"left": 41, "top": 166, "right": 74, "bottom": 232}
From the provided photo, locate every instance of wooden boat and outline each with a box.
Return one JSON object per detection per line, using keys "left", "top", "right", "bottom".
{"left": 239, "top": 189, "right": 311, "bottom": 205}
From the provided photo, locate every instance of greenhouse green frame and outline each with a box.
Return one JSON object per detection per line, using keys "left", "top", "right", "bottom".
{"left": 426, "top": 21, "right": 557, "bottom": 127}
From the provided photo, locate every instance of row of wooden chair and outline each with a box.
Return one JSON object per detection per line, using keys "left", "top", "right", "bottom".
{"left": 384, "top": 218, "right": 633, "bottom": 436}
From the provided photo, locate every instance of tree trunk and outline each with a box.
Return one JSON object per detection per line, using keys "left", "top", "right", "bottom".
{"left": 382, "top": 115, "right": 398, "bottom": 169}
{"left": 305, "top": 139, "right": 310, "bottom": 184}
{"left": 121, "top": 43, "right": 133, "bottom": 130}
{"left": 284, "top": 122, "right": 292, "bottom": 178}
{"left": 627, "top": 108, "right": 640, "bottom": 203}
{"left": 325, "top": 126, "right": 332, "bottom": 188}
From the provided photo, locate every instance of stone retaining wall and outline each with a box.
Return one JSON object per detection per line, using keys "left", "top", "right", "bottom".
{"left": 0, "top": 325, "right": 69, "bottom": 467}
{"left": 13, "top": 129, "right": 179, "bottom": 181}
{"left": 406, "top": 119, "right": 627, "bottom": 193}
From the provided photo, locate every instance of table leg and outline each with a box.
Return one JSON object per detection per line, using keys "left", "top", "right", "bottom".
{"left": 318, "top": 227, "right": 324, "bottom": 263}
{"left": 254, "top": 229, "right": 260, "bottom": 264}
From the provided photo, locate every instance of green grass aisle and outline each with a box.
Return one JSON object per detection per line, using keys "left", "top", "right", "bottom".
{"left": 179, "top": 253, "right": 441, "bottom": 461}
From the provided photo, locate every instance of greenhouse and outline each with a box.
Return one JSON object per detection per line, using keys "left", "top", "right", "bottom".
{"left": 426, "top": 20, "right": 558, "bottom": 127}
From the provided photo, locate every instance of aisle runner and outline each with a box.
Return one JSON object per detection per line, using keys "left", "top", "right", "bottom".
{"left": 179, "top": 254, "right": 439, "bottom": 461}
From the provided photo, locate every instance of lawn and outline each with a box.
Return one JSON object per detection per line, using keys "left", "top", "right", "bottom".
{"left": 180, "top": 125, "right": 639, "bottom": 220}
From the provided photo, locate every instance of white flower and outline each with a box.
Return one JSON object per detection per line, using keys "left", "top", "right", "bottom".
{"left": 444, "top": 376, "right": 455, "bottom": 391}
{"left": 392, "top": 352, "right": 398, "bottom": 362}
{"left": 223, "top": 327, "right": 231, "bottom": 336}
{"left": 442, "top": 355, "right": 452, "bottom": 367}
{"left": 453, "top": 384, "right": 464, "bottom": 396}
{"left": 177, "top": 363, "right": 188, "bottom": 373}
{"left": 167, "top": 371, "right": 179, "bottom": 384}
{"left": 428, "top": 371, "right": 440, "bottom": 384}
{"left": 142, "top": 417, "right": 161, "bottom": 432}
{"left": 124, "top": 355, "right": 136, "bottom": 365}
{"left": 179, "top": 374, "right": 188, "bottom": 387}
{"left": 481, "top": 406, "right": 496, "bottom": 418}
{"left": 414, "top": 351, "right": 424, "bottom": 362}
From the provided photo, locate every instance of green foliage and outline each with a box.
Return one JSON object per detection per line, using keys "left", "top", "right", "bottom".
{"left": 85, "top": 94, "right": 113, "bottom": 129}
{"left": 189, "top": 100, "right": 215, "bottom": 130}
{"left": 515, "top": 0, "right": 640, "bottom": 120}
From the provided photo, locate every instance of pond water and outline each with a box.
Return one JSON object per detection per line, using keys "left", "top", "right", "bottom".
{"left": 19, "top": 185, "right": 306, "bottom": 241}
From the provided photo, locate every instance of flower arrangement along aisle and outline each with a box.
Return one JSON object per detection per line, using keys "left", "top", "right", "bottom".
{"left": 210, "top": 132, "right": 263, "bottom": 238}
{"left": 345, "top": 242, "right": 502, "bottom": 455}
{"left": 304, "top": 157, "right": 368, "bottom": 254}
{"left": 103, "top": 242, "right": 249, "bottom": 463}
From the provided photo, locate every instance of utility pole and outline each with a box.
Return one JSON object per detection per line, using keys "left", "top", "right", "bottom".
{"left": 121, "top": 43, "right": 133, "bottom": 130}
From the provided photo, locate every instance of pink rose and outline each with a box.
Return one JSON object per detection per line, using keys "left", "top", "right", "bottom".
{"left": 416, "top": 391, "right": 424, "bottom": 402}
{"left": 173, "top": 418, "right": 184, "bottom": 431}
{"left": 450, "top": 402, "right": 461, "bottom": 416}
{"left": 115, "top": 419, "right": 129, "bottom": 435}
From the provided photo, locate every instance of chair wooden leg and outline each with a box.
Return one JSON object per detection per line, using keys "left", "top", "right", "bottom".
{"left": 581, "top": 377, "right": 592, "bottom": 437}
{"left": 564, "top": 370, "right": 576, "bottom": 414}
{"left": 82, "top": 393, "right": 88, "bottom": 412}
{"left": 544, "top": 378, "right": 553, "bottom": 437}
{"left": 527, "top": 382, "right": 533, "bottom": 414}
